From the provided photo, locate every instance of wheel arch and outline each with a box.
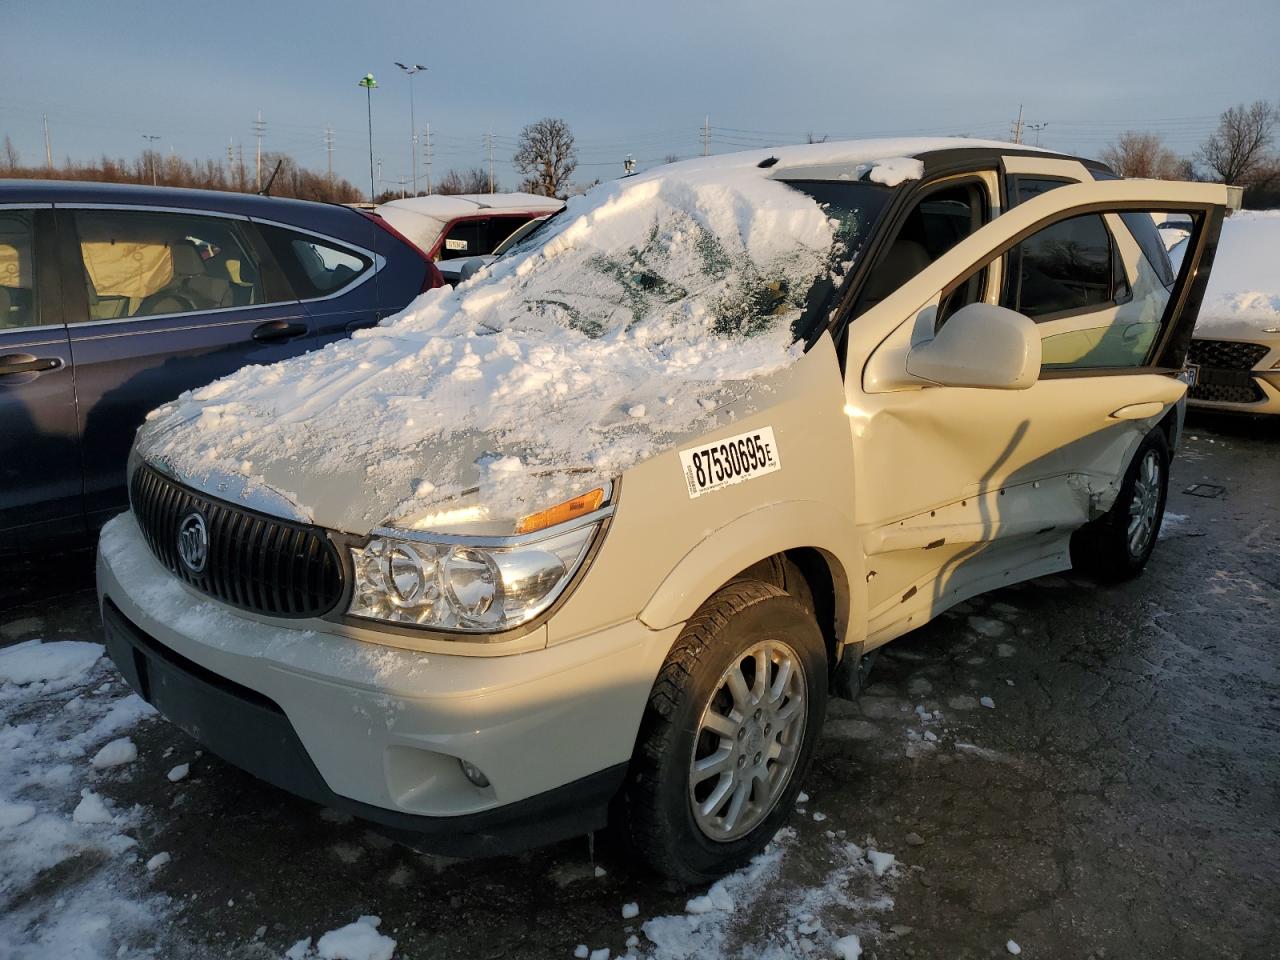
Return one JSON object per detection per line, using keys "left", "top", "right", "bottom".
{"left": 637, "top": 500, "right": 864, "bottom": 665}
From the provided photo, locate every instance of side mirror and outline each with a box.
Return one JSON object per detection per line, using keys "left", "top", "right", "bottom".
{"left": 458, "top": 256, "right": 494, "bottom": 284}
{"left": 905, "top": 303, "right": 1041, "bottom": 390}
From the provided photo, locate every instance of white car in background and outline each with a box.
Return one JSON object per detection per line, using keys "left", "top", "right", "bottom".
{"left": 375, "top": 193, "right": 564, "bottom": 268}
{"left": 1174, "top": 211, "right": 1280, "bottom": 414}
{"left": 435, "top": 214, "right": 555, "bottom": 285}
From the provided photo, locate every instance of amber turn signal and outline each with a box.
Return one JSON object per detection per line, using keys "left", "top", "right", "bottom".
{"left": 516, "top": 488, "right": 606, "bottom": 535}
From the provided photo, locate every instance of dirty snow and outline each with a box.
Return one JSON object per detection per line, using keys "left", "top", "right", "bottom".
{"left": 134, "top": 142, "right": 973, "bottom": 534}
{"left": 0, "top": 635, "right": 165, "bottom": 959}
{"left": 1182, "top": 210, "right": 1280, "bottom": 338}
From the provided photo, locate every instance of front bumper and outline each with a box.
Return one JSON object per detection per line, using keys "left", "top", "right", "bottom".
{"left": 1187, "top": 370, "right": 1280, "bottom": 415}
{"left": 97, "top": 513, "right": 680, "bottom": 856}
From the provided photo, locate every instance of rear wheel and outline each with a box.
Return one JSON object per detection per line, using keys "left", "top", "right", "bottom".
{"left": 622, "top": 580, "right": 826, "bottom": 883}
{"left": 1071, "top": 427, "right": 1170, "bottom": 583}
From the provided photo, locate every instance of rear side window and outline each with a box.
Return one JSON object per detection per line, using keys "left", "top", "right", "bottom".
{"left": 0, "top": 210, "right": 39, "bottom": 329}
{"left": 70, "top": 210, "right": 270, "bottom": 321}
{"left": 438, "top": 220, "right": 484, "bottom": 260}
{"left": 1119, "top": 212, "right": 1176, "bottom": 288}
{"left": 1002, "top": 213, "right": 1116, "bottom": 318}
{"left": 486, "top": 215, "right": 535, "bottom": 252}
{"left": 258, "top": 225, "right": 373, "bottom": 298}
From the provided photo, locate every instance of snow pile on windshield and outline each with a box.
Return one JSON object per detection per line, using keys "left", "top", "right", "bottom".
{"left": 142, "top": 159, "right": 853, "bottom": 530}
{"left": 1186, "top": 210, "right": 1280, "bottom": 337}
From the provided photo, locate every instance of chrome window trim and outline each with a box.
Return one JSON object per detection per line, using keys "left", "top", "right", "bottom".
{"left": 0, "top": 202, "right": 54, "bottom": 210}
{"left": 248, "top": 215, "right": 383, "bottom": 305}
{"left": 0, "top": 328, "right": 70, "bottom": 343}
{"left": 51, "top": 203, "right": 385, "bottom": 323}
{"left": 66, "top": 308, "right": 308, "bottom": 340}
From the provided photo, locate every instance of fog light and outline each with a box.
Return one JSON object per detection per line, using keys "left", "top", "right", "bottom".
{"left": 459, "top": 758, "right": 490, "bottom": 788}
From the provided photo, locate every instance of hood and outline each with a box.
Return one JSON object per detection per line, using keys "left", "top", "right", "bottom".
{"left": 135, "top": 141, "right": 920, "bottom": 537}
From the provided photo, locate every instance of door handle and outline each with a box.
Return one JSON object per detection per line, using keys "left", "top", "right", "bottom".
{"left": 1109, "top": 401, "right": 1166, "bottom": 421}
{"left": 0, "top": 353, "right": 63, "bottom": 376}
{"left": 252, "top": 320, "right": 309, "bottom": 343}
{"left": 344, "top": 318, "right": 378, "bottom": 333}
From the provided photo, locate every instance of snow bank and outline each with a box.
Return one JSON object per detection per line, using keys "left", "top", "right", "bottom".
{"left": 1190, "top": 210, "right": 1280, "bottom": 338}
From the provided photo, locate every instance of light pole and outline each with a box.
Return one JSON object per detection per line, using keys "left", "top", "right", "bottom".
{"left": 142, "top": 134, "right": 160, "bottom": 185}
{"left": 358, "top": 73, "right": 378, "bottom": 202}
{"left": 394, "top": 62, "right": 427, "bottom": 196}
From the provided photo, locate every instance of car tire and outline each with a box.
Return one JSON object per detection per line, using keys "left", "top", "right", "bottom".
{"left": 622, "top": 579, "right": 826, "bottom": 884}
{"left": 1070, "top": 426, "right": 1171, "bottom": 583}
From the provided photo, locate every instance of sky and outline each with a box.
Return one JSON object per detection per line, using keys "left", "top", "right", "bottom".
{"left": 4, "top": 0, "right": 1278, "bottom": 199}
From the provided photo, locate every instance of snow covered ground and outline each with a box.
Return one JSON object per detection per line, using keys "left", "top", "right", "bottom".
{"left": 0, "top": 639, "right": 165, "bottom": 958}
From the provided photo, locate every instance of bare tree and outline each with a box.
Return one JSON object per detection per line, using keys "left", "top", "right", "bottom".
{"left": 1101, "top": 131, "right": 1188, "bottom": 179}
{"left": 662, "top": 153, "right": 681, "bottom": 165}
{"left": 514, "top": 118, "right": 577, "bottom": 198}
{"left": 2, "top": 136, "right": 18, "bottom": 173}
{"left": 806, "top": 132, "right": 829, "bottom": 144}
{"left": 435, "top": 167, "right": 493, "bottom": 195}
{"left": 1199, "top": 101, "right": 1277, "bottom": 184}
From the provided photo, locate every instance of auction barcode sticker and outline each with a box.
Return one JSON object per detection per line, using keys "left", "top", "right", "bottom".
{"left": 679, "top": 427, "right": 781, "bottom": 499}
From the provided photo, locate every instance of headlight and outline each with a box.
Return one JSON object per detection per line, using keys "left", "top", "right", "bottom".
{"left": 347, "top": 505, "right": 605, "bottom": 634}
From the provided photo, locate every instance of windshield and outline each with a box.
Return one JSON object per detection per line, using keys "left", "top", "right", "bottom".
{"left": 485, "top": 177, "right": 892, "bottom": 348}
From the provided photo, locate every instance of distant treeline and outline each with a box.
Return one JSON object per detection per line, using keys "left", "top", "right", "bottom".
{"left": 1, "top": 136, "right": 363, "bottom": 204}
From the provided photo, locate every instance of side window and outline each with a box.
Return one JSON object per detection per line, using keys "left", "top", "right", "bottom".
{"left": 257, "top": 225, "right": 373, "bottom": 299}
{"left": 1001, "top": 213, "right": 1115, "bottom": 318}
{"left": 486, "top": 215, "right": 534, "bottom": 253}
{"left": 72, "top": 210, "right": 267, "bottom": 321}
{"left": 438, "top": 219, "right": 485, "bottom": 260}
{"left": 1119, "top": 212, "right": 1176, "bottom": 288}
{"left": 862, "top": 180, "right": 988, "bottom": 312}
{"left": 0, "top": 210, "right": 39, "bottom": 329}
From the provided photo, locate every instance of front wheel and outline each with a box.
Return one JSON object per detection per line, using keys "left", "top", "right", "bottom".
{"left": 622, "top": 580, "right": 826, "bottom": 883}
{"left": 1071, "top": 427, "right": 1171, "bottom": 583}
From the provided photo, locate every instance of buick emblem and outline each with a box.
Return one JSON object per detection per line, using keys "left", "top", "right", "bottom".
{"left": 177, "top": 511, "right": 209, "bottom": 574}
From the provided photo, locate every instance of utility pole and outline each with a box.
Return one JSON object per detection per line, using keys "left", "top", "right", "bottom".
{"left": 142, "top": 134, "right": 160, "bottom": 185}
{"left": 1027, "top": 122, "right": 1048, "bottom": 147}
{"left": 422, "top": 124, "right": 432, "bottom": 195}
{"left": 623, "top": 154, "right": 636, "bottom": 176}
{"left": 42, "top": 113, "right": 52, "bottom": 169}
{"left": 253, "top": 110, "right": 266, "bottom": 190}
{"left": 485, "top": 129, "right": 495, "bottom": 193}
{"left": 376, "top": 158, "right": 383, "bottom": 198}
{"left": 236, "top": 142, "right": 245, "bottom": 190}
{"left": 394, "top": 62, "right": 427, "bottom": 195}
{"left": 358, "top": 73, "right": 378, "bottom": 203}
{"left": 1010, "top": 104, "right": 1024, "bottom": 145}
{"left": 324, "top": 125, "right": 335, "bottom": 184}
{"left": 703, "top": 114, "right": 710, "bottom": 156}
{"left": 226, "top": 138, "right": 234, "bottom": 174}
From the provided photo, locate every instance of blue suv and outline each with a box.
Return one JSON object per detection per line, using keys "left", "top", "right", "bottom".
{"left": 0, "top": 180, "right": 443, "bottom": 553}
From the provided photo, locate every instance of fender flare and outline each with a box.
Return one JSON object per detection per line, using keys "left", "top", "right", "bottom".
{"left": 637, "top": 499, "right": 866, "bottom": 654}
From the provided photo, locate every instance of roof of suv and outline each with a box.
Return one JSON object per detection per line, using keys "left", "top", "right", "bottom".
{"left": 0, "top": 178, "right": 353, "bottom": 219}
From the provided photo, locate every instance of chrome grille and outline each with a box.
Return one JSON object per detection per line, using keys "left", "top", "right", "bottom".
{"left": 129, "top": 465, "right": 343, "bottom": 619}
{"left": 1187, "top": 338, "right": 1270, "bottom": 371}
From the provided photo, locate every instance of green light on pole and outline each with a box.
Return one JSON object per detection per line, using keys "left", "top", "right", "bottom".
{"left": 359, "top": 73, "right": 378, "bottom": 202}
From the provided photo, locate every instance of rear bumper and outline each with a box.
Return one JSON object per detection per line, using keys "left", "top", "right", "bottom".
{"left": 97, "top": 513, "right": 680, "bottom": 857}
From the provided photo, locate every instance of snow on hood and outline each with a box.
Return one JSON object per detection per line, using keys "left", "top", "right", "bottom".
{"left": 1191, "top": 210, "right": 1280, "bottom": 340}
{"left": 136, "top": 141, "right": 946, "bottom": 535}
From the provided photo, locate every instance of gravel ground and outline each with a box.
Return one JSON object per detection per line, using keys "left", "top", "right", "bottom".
{"left": 1, "top": 412, "right": 1277, "bottom": 960}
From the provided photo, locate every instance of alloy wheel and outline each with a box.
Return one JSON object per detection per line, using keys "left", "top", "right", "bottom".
{"left": 688, "top": 638, "right": 807, "bottom": 842}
